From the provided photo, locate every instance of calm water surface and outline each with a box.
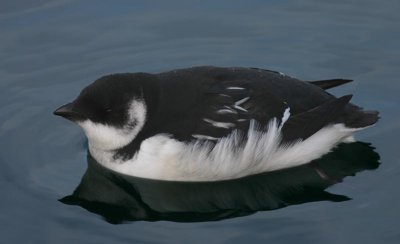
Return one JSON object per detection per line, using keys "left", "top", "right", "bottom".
{"left": 1, "top": 0, "right": 399, "bottom": 243}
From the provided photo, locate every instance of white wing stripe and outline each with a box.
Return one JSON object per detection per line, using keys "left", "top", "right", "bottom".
{"left": 235, "top": 97, "right": 250, "bottom": 106}
{"left": 226, "top": 87, "right": 245, "bottom": 90}
{"left": 203, "top": 118, "right": 235, "bottom": 129}
{"left": 234, "top": 105, "right": 248, "bottom": 112}
{"left": 217, "top": 108, "right": 237, "bottom": 114}
{"left": 192, "top": 134, "right": 219, "bottom": 140}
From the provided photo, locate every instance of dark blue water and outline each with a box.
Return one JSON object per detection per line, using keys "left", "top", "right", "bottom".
{"left": 1, "top": 0, "right": 399, "bottom": 243}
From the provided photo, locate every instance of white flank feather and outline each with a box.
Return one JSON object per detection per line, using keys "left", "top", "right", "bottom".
{"left": 89, "top": 109, "right": 362, "bottom": 181}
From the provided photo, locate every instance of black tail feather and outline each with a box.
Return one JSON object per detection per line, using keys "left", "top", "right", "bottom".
{"left": 309, "top": 79, "right": 353, "bottom": 90}
{"left": 345, "top": 110, "right": 380, "bottom": 128}
{"left": 281, "top": 95, "right": 353, "bottom": 143}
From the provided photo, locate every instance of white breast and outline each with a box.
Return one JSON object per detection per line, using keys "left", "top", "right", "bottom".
{"left": 89, "top": 119, "right": 361, "bottom": 181}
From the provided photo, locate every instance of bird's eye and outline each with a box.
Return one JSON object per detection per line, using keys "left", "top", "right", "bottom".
{"left": 105, "top": 108, "right": 112, "bottom": 113}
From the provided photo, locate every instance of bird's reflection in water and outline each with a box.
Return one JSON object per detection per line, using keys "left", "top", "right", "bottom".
{"left": 60, "top": 142, "right": 379, "bottom": 224}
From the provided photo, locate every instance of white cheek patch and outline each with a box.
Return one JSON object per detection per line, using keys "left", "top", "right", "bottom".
{"left": 79, "top": 121, "right": 131, "bottom": 151}
{"left": 79, "top": 99, "right": 147, "bottom": 151}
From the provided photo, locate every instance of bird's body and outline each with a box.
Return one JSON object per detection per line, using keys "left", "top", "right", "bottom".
{"left": 54, "top": 66, "right": 379, "bottom": 181}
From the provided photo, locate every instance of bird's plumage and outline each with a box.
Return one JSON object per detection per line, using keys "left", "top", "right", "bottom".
{"left": 309, "top": 78, "right": 353, "bottom": 90}
{"left": 54, "top": 66, "right": 379, "bottom": 181}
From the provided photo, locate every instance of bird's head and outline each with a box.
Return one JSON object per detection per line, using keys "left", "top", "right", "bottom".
{"left": 54, "top": 73, "right": 156, "bottom": 151}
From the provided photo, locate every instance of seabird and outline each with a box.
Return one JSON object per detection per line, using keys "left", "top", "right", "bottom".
{"left": 54, "top": 66, "right": 379, "bottom": 181}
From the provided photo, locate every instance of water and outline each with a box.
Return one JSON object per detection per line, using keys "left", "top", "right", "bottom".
{"left": 1, "top": 0, "right": 399, "bottom": 243}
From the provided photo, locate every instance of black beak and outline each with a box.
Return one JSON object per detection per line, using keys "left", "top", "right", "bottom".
{"left": 53, "top": 102, "right": 83, "bottom": 121}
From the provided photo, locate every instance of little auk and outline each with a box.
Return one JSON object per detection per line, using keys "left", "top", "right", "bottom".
{"left": 54, "top": 66, "right": 379, "bottom": 181}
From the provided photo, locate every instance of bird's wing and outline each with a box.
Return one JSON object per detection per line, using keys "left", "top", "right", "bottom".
{"left": 169, "top": 81, "right": 289, "bottom": 142}
{"left": 154, "top": 67, "right": 355, "bottom": 144}
{"left": 173, "top": 87, "right": 354, "bottom": 145}
{"left": 281, "top": 95, "right": 353, "bottom": 143}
